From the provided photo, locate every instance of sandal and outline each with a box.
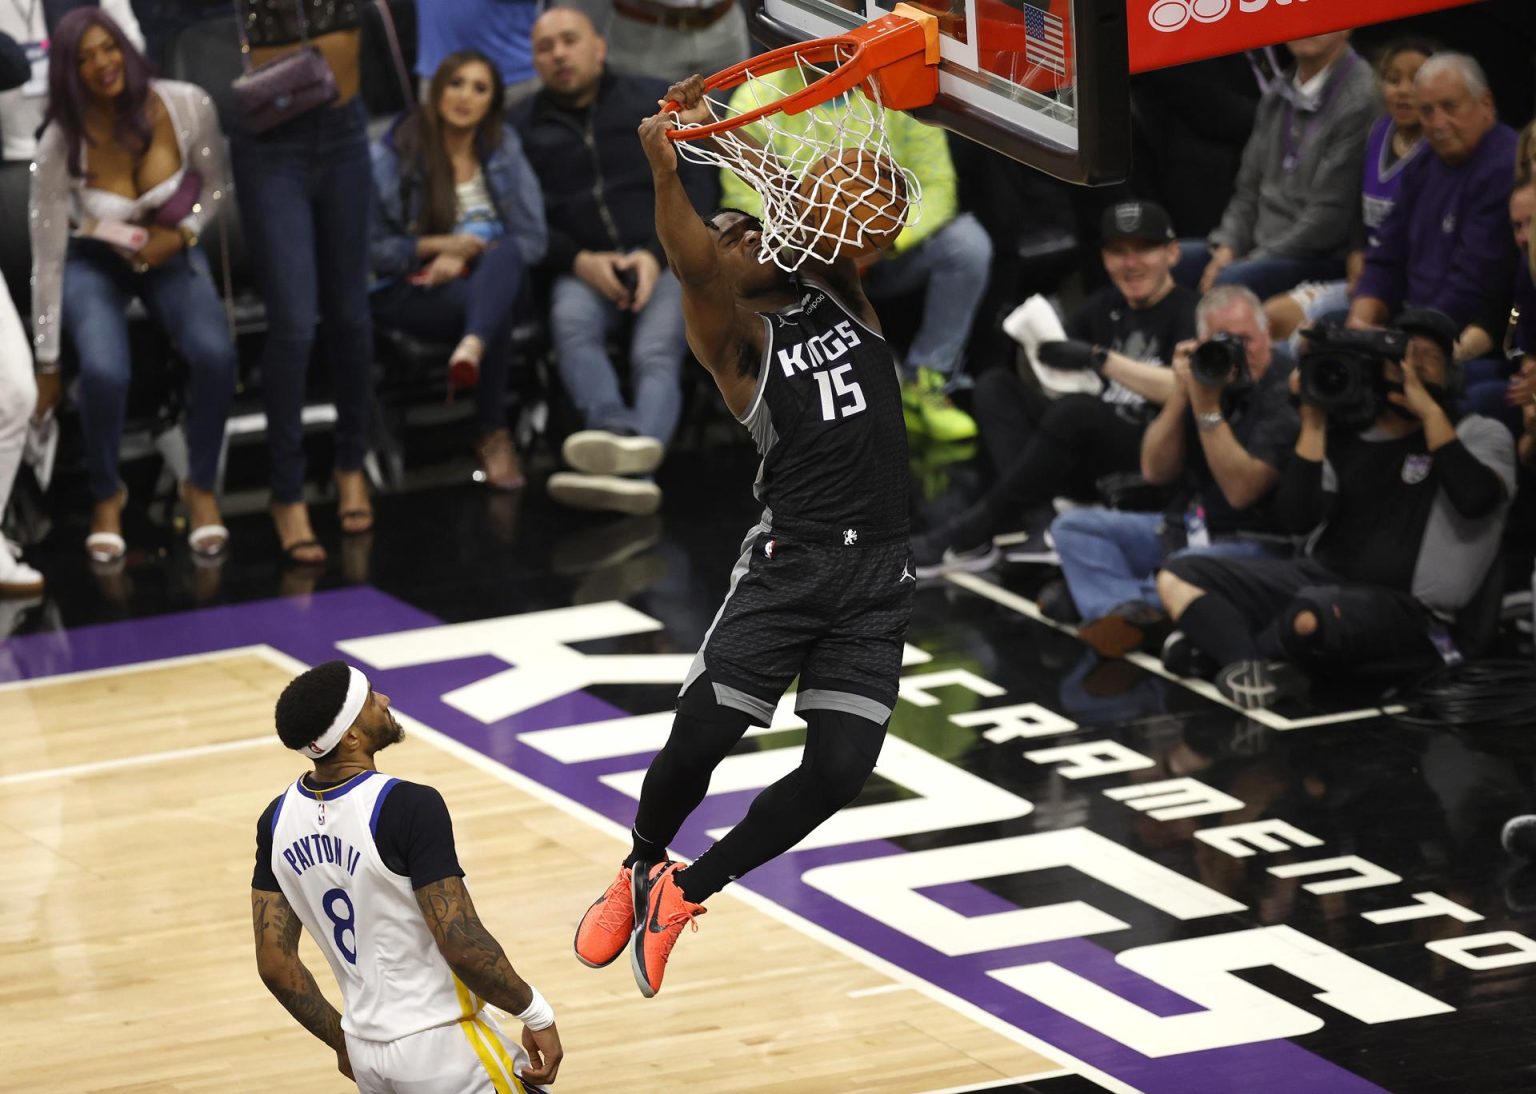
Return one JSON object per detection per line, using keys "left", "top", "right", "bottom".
{"left": 180, "top": 483, "right": 229, "bottom": 559}
{"left": 85, "top": 485, "right": 129, "bottom": 563}
{"left": 333, "top": 472, "right": 374, "bottom": 536}
{"left": 269, "top": 502, "right": 327, "bottom": 568}
{"left": 474, "top": 429, "right": 525, "bottom": 491}
{"left": 447, "top": 334, "right": 484, "bottom": 399}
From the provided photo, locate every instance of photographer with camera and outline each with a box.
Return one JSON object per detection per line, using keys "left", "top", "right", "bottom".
{"left": 1053, "top": 286, "right": 1300, "bottom": 658}
{"left": 912, "top": 201, "right": 1195, "bottom": 578}
{"left": 1156, "top": 309, "right": 1515, "bottom": 708}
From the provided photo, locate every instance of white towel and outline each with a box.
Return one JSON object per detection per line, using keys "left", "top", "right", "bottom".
{"left": 1002, "top": 295, "right": 1103, "bottom": 399}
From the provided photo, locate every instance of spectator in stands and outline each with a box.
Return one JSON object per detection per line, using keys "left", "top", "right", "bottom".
{"left": 1266, "top": 38, "right": 1436, "bottom": 343}
{"left": 370, "top": 49, "right": 546, "bottom": 491}
{"left": 515, "top": 8, "right": 715, "bottom": 515}
{"left": 1053, "top": 286, "right": 1300, "bottom": 658}
{"left": 0, "top": 0, "right": 142, "bottom": 162}
{"left": 912, "top": 201, "right": 1196, "bottom": 577}
{"left": 719, "top": 69, "right": 991, "bottom": 443}
{"left": 228, "top": 0, "right": 374, "bottom": 567}
{"left": 1177, "top": 32, "right": 1376, "bottom": 300}
{"left": 1157, "top": 309, "right": 1515, "bottom": 708}
{"left": 0, "top": 268, "right": 36, "bottom": 595}
{"left": 604, "top": 0, "right": 749, "bottom": 87}
{"left": 29, "top": 10, "right": 235, "bottom": 565}
{"left": 416, "top": 0, "right": 541, "bottom": 107}
{"left": 1456, "top": 179, "right": 1534, "bottom": 433}
{"left": 1348, "top": 53, "right": 1518, "bottom": 331}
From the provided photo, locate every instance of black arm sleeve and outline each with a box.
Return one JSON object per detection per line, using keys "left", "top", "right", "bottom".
{"left": 373, "top": 782, "right": 465, "bottom": 889}
{"left": 1433, "top": 438, "right": 1507, "bottom": 518}
{"left": 1276, "top": 452, "right": 1331, "bottom": 534}
{"left": 251, "top": 796, "right": 283, "bottom": 892}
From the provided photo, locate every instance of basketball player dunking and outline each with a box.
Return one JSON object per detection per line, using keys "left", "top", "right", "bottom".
{"left": 574, "top": 76, "right": 914, "bottom": 997}
{"left": 251, "top": 661, "right": 563, "bottom": 1092}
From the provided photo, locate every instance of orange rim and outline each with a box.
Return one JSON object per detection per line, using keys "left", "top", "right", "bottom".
{"left": 663, "top": 7, "right": 939, "bottom": 142}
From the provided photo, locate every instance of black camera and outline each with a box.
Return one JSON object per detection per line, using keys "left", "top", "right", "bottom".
{"left": 1190, "top": 333, "right": 1246, "bottom": 385}
{"left": 1298, "top": 326, "right": 1409, "bottom": 428}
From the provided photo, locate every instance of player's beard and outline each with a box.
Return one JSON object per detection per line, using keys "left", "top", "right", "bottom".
{"left": 370, "top": 712, "right": 406, "bottom": 752}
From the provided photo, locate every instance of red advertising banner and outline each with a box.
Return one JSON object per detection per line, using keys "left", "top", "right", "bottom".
{"left": 1127, "top": 0, "right": 1483, "bottom": 74}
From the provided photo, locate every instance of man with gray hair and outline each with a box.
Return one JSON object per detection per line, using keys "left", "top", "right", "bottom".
{"left": 1051, "top": 285, "right": 1301, "bottom": 658}
{"left": 1350, "top": 52, "right": 1518, "bottom": 329}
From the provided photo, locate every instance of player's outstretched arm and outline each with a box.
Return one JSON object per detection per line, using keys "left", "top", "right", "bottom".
{"left": 251, "top": 888, "right": 353, "bottom": 1080}
{"left": 638, "top": 108, "right": 758, "bottom": 415}
{"left": 415, "top": 876, "right": 563, "bottom": 1085}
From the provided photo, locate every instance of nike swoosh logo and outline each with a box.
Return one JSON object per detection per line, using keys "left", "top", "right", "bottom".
{"left": 647, "top": 889, "right": 669, "bottom": 933}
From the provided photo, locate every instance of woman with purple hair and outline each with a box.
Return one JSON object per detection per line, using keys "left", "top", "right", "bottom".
{"left": 29, "top": 8, "right": 235, "bottom": 565}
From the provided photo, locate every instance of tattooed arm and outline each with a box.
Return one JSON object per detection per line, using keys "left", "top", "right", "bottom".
{"left": 415, "top": 875, "right": 563, "bottom": 1084}
{"left": 251, "top": 888, "right": 353, "bottom": 1079}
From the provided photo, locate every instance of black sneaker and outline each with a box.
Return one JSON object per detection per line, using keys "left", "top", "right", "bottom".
{"left": 1036, "top": 578, "right": 1081, "bottom": 624}
{"left": 1077, "top": 601, "right": 1171, "bottom": 659}
{"left": 1215, "top": 660, "right": 1311, "bottom": 710}
{"left": 911, "top": 529, "right": 1000, "bottom": 579}
{"left": 1161, "top": 630, "right": 1219, "bottom": 679}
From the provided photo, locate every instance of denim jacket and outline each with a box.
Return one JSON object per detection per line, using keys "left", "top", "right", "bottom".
{"left": 369, "top": 117, "right": 547, "bottom": 283}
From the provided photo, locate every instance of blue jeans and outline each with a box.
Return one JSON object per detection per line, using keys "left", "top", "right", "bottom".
{"left": 231, "top": 99, "right": 375, "bottom": 503}
{"left": 549, "top": 270, "right": 684, "bottom": 446}
{"left": 1052, "top": 507, "right": 1287, "bottom": 620}
{"left": 372, "top": 238, "right": 528, "bottom": 434}
{"left": 62, "top": 241, "right": 235, "bottom": 501}
{"left": 1174, "top": 239, "right": 1343, "bottom": 302}
{"left": 1460, "top": 356, "right": 1520, "bottom": 437}
{"left": 862, "top": 212, "right": 992, "bottom": 378}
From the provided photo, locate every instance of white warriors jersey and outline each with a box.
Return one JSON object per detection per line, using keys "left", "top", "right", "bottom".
{"left": 269, "top": 771, "right": 481, "bottom": 1042}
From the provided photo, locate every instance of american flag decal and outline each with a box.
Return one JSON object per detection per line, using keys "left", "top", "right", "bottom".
{"left": 1023, "top": 3, "right": 1067, "bottom": 77}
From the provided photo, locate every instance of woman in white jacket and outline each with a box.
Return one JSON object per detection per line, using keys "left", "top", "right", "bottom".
{"left": 29, "top": 8, "right": 234, "bottom": 564}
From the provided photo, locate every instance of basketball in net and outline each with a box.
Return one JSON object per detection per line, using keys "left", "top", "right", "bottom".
{"left": 796, "top": 146, "right": 910, "bottom": 259}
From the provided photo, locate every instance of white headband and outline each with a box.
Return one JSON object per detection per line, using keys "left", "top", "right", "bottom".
{"left": 296, "top": 666, "right": 370, "bottom": 758}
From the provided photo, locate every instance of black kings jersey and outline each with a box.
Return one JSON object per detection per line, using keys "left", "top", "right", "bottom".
{"left": 740, "top": 280, "right": 909, "bottom": 535}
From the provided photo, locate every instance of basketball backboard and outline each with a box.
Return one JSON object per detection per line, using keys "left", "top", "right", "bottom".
{"left": 752, "top": 0, "right": 1486, "bottom": 184}
{"left": 751, "top": 0, "right": 1131, "bottom": 184}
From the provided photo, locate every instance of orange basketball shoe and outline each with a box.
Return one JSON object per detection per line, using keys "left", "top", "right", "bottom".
{"left": 631, "top": 862, "right": 706, "bottom": 997}
{"left": 573, "top": 865, "right": 634, "bottom": 969}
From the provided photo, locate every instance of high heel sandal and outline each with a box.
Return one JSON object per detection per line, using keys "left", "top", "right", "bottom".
{"left": 85, "top": 485, "right": 129, "bottom": 564}
{"left": 446, "top": 334, "right": 483, "bottom": 400}
{"left": 269, "top": 502, "right": 326, "bottom": 569}
{"left": 180, "top": 483, "right": 229, "bottom": 561}
{"left": 333, "top": 471, "right": 374, "bottom": 536}
{"left": 474, "top": 429, "right": 525, "bottom": 491}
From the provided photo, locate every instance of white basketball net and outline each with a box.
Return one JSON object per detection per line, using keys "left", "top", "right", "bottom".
{"left": 670, "top": 48, "right": 923, "bottom": 272}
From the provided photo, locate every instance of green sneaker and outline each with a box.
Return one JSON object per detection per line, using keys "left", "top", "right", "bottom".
{"left": 914, "top": 368, "right": 978, "bottom": 443}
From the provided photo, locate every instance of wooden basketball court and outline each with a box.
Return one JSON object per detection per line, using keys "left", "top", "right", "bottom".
{"left": 0, "top": 650, "right": 1066, "bottom": 1092}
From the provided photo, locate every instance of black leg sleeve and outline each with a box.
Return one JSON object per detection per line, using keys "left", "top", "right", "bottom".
{"left": 679, "top": 710, "right": 887, "bottom": 903}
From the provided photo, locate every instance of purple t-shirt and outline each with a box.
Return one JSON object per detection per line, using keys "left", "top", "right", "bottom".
{"left": 1359, "top": 116, "right": 1424, "bottom": 249}
{"left": 1355, "top": 123, "right": 1519, "bottom": 326}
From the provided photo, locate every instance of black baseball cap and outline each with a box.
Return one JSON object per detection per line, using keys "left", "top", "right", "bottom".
{"left": 1100, "top": 200, "right": 1176, "bottom": 244}
{"left": 1394, "top": 307, "right": 1458, "bottom": 362}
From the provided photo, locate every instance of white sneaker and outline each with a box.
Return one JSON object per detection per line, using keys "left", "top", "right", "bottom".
{"left": 548, "top": 472, "right": 662, "bottom": 516}
{"left": 562, "top": 430, "right": 665, "bottom": 477}
{"left": 0, "top": 547, "right": 44, "bottom": 598}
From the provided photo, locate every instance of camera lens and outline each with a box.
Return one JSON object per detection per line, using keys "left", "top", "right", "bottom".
{"left": 1191, "top": 337, "right": 1243, "bottom": 385}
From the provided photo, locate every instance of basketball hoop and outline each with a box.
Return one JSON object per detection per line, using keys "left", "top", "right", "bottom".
{"left": 664, "top": 5, "right": 941, "bottom": 271}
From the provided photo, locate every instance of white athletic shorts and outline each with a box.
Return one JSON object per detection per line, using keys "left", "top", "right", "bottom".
{"left": 346, "top": 1010, "right": 537, "bottom": 1094}
{"left": 1285, "top": 279, "right": 1350, "bottom": 323}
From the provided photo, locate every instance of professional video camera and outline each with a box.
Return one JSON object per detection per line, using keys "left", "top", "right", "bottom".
{"left": 1190, "top": 332, "right": 1247, "bottom": 385}
{"left": 1297, "top": 325, "right": 1410, "bottom": 429}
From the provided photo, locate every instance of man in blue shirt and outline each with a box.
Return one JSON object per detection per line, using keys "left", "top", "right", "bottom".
{"left": 417, "top": 0, "right": 541, "bottom": 106}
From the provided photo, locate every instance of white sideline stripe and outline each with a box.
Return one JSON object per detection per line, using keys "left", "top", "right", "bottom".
{"left": 945, "top": 572, "right": 1405, "bottom": 732}
{"left": 0, "top": 645, "right": 264, "bottom": 694}
{"left": 0, "top": 735, "right": 271, "bottom": 786}
{"left": 921, "top": 1072, "right": 1074, "bottom": 1094}
{"left": 245, "top": 646, "right": 1134, "bottom": 1094}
